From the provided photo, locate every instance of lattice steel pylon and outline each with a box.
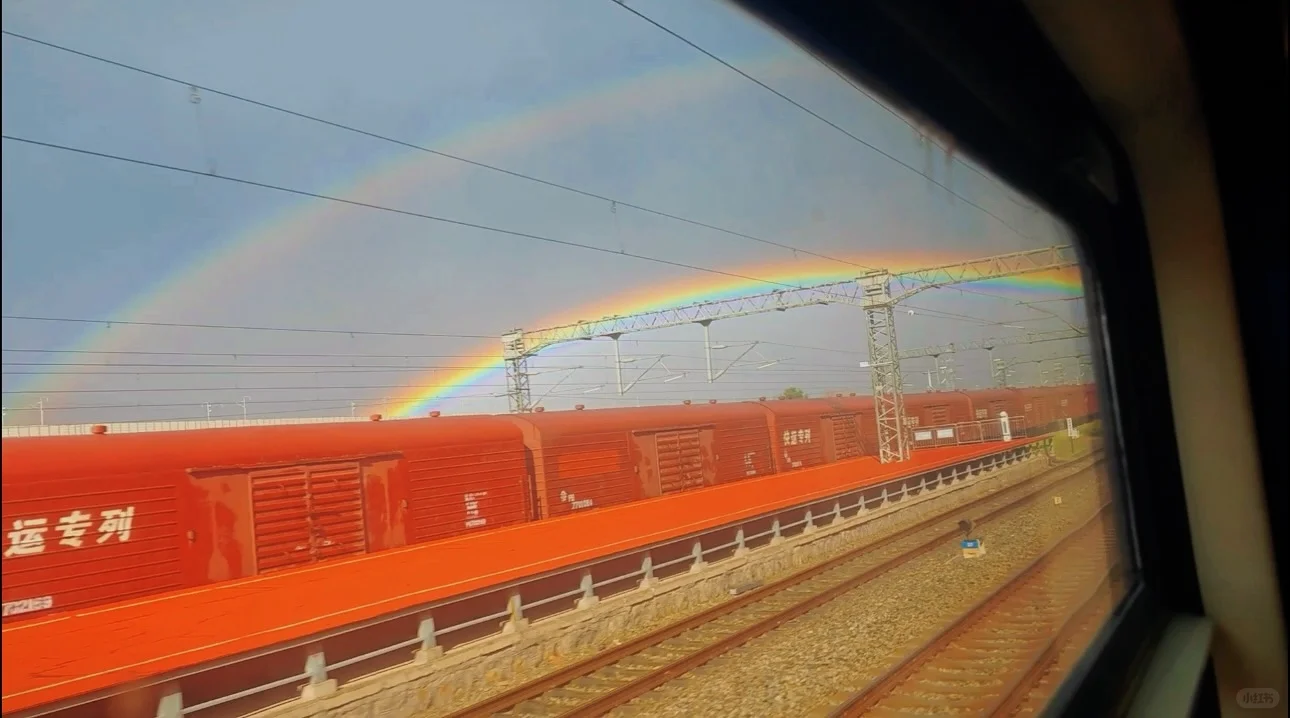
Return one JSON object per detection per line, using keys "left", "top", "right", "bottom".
{"left": 502, "top": 330, "right": 532, "bottom": 414}
{"left": 500, "top": 245, "right": 1079, "bottom": 461}
{"left": 992, "top": 358, "right": 1009, "bottom": 387}
{"left": 937, "top": 355, "right": 956, "bottom": 391}
{"left": 860, "top": 271, "right": 908, "bottom": 462}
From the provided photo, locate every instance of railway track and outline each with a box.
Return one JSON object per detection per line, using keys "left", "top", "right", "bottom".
{"left": 443, "top": 450, "right": 1105, "bottom": 718}
{"left": 819, "top": 501, "right": 1119, "bottom": 717}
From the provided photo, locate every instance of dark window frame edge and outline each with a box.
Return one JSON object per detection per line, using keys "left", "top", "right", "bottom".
{"left": 726, "top": 1, "right": 1209, "bottom": 714}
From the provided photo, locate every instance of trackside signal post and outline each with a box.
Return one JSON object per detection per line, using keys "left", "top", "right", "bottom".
{"left": 501, "top": 246, "right": 1079, "bottom": 463}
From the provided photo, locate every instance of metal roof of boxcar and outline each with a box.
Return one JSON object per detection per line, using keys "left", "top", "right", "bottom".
{"left": 963, "top": 388, "right": 1025, "bottom": 407}
{"left": 508, "top": 402, "right": 770, "bottom": 436}
{"left": 746, "top": 397, "right": 869, "bottom": 417}
{"left": 904, "top": 390, "right": 975, "bottom": 407}
{"left": 0, "top": 414, "right": 524, "bottom": 481}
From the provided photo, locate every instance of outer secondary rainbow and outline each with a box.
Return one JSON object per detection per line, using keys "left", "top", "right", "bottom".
{"left": 24, "top": 53, "right": 806, "bottom": 395}
{"left": 21, "top": 49, "right": 1081, "bottom": 418}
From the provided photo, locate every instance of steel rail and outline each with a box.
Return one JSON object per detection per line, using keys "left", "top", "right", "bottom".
{"left": 446, "top": 451, "right": 1104, "bottom": 718}
{"left": 826, "top": 501, "right": 1116, "bottom": 716}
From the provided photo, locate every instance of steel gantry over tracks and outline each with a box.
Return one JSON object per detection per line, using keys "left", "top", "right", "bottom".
{"left": 901, "top": 326, "right": 1088, "bottom": 390}
{"left": 502, "top": 245, "right": 1079, "bottom": 463}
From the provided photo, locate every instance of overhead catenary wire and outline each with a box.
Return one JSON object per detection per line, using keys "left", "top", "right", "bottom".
{"left": 1, "top": 347, "right": 625, "bottom": 359}
{"left": 8, "top": 382, "right": 898, "bottom": 423}
{"left": 1, "top": 296, "right": 1054, "bottom": 343}
{"left": 9, "top": 379, "right": 885, "bottom": 413}
{"left": 1, "top": 326, "right": 1080, "bottom": 377}
{"left": 1, "top": 29, "right": 1041, "bottom": 308}
{"left": 0, "top": 375, "right": 884, "bottom": 395}
{"left": 763, "top": 23, "right": 1041, "bottom": 214}
{"left": 608, "top": 0, "right": 1033, "bottom": 242}
{"left": 1, "top": 135, "right": 818, "bottom": 293}
{"left": 0, "top": 358, "right": 872, "bottom": 373}
{"left": 10, "top": 383, "right": 902, "bottom": 415}
{"left": 0, "top": 365, "right": 874, "bottom": 377}
{"left": 6, "top": 136, "right": 1062, "bottom": 326}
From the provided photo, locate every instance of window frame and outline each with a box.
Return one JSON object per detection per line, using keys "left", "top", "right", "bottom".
{"left": 728, "top": 1, "right": 1211, "bottom": 713}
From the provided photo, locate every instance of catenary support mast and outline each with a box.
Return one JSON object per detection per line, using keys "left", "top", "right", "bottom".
{"left": 502, "top": 246, "right": 1078, "bottom": 462}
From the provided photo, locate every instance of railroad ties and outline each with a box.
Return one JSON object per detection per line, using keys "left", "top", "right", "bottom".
{"left": 819, "top": 503, "right": 1119, "bottom": 716}
{"left": 444, "top": 450, "right": 1107, "bottom": 717}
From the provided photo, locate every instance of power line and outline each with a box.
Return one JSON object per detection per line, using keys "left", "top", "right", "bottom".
{"left": 13, "top": 370, "right": 1090, "bottom": 420}
{"left": 0, "top": 374, "right": 877, "bottom": 395}
{"left": 2, "top": 30, "right": 1047, "bottom": 308}
{"left": 0, "top": 313, "right": 499, "bottom": 338}
{"left": 1, "top": 358, "right": 869, "bottom": 373}
{"left": 757, "top": 341, "right": 866, "bottom": 356}
{"left": 0, "top": 347, "right": 611, "bottom": 359}
{"left": 609, "top": 1, "right": 1033, "bottom": 241}
{"left": 0, "top": 30, "right": 871, "bottom": 271}
{"left": 1, "top": 135, "right": 810, "bottom": 292}
{"left": 2, "top": 297, "right": 1053, "bottom": 343}
{"left": 1, "top": 365, "right": 868, "bottom": 376}
{"left": 4, "top": 378, "right": 884, "bottom": 404}
{"left": 767, "top": 26, "right": 1041, "bottom": 214}
{"left": 0, "top": 348, "right": 867, "bottom": 371}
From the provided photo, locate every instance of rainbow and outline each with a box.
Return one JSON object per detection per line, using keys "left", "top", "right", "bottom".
{"left": 24, "top": 51, "right": 809, "bottom": 394}
{"left": 23, "top": 46, "right": 1084, "bottom": 420}
{"left": 390, "top": 261, "right": 1083, "bottom": 416}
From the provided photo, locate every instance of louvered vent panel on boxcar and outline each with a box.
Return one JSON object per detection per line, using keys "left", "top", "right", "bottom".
{"left": 305, "top": 464, "right": 367, "bottom": 562}
{"left": 656, "top": 428, "right": 704, "bottom": 495}
{"left": 830, "top": 414, "right": 863, "bottom": 459}
{"left": 251, "top": 462, "right": 365, "bottom": 574}
{"left": 927, "top": 404, "right": 951, "bottom": 426}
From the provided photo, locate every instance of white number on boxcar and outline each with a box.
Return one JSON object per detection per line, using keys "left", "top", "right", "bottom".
{"left": 463, "top": 491, "right": 488, "bottom": 528}
{"left": 2, "top": 595, "right": 53, "bottom": 617}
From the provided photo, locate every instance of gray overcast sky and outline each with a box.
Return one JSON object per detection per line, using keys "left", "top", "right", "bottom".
{"left": 1, "top": 0, "right": 1089, "bottom": 425}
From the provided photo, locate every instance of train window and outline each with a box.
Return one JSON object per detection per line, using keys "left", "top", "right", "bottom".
{"left": 9, "top": 1, "right": 1269, "bottom": 717}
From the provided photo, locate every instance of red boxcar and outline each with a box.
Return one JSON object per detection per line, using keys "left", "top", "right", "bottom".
{"left": 1051, "top": 384, "right": 1093, "bottom": 423}
{"left": 1015, "top": 385, "right": 1090, "bottom": 433}
{"left": 903, "top": 390, "right": 977, "bottom": 427}
{"left": 2, "top": 384, "right": 1098, "bottom": 624}
{"left": 1016, "top": 386, "right": 1059, "bottom": 432}
{"left": 509, "top": 402, "right": 775, "bottom": 514}
{"left": 965, "top": 388, "right": 1025, "bottom": 422}
{"left": 1085, "top": 383, "right": 1100, "bottom": 418}
{"left": 1, "top": 415, "right": 530, "bottom": 622}
{"left": 753, "top": 397, "right": 881, "bottom": 471}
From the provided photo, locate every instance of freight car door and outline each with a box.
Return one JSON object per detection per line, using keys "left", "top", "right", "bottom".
{"left": 826, "top": 414, "right": 863, "bottom": 460}
{"left": 250, "top": 462, "right": 367, "bottom": 574}
{"left": 655, "top": 429, "right": 705, "bottom": 495}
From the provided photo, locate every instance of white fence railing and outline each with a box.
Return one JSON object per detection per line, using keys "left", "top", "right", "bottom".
{"left": 21, "top": 439, "right": 1052, "bottom": 718}
{"left": 906, "top": 415, "right": 1030, "bottom": 448}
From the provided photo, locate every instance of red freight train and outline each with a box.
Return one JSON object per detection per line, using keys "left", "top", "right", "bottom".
{"left": 1, "top": 385, "right": 1096, "bottom": 623}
